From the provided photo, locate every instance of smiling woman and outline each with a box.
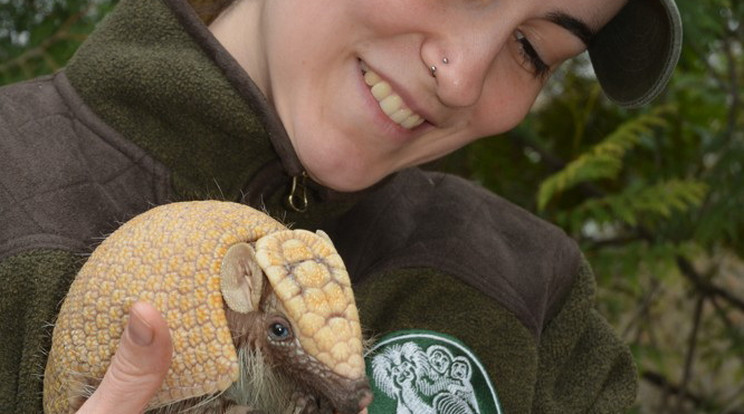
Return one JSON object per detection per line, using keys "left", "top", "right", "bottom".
{"left": 208, "top": 0, "right": 676, "bottom": 192}
{"left": 209, "top": 0, "right": 624, "bottom": 192}
{"left": 0, "top": 0, "right": 681, "bottom": 413}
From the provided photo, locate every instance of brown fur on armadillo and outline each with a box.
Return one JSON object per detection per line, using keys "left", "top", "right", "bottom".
{"left": 43, "top": 201, "right": 367, "bottom": 413}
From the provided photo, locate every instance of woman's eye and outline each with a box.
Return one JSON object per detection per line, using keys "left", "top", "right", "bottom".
{"left": 268, "top": 321, "right": 292, "bottom": 341}
{"left": 515, "top": 30, "right": 549, "bottom": 78}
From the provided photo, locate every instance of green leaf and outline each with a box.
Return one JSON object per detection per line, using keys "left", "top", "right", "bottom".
{"left": 568, "top": 179, "right": 709, "bottom": 229}
{"left": 537, "top": 106, "right": 673, "bottom": 211}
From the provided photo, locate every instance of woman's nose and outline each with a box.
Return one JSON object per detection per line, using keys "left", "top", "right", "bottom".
{"left": 423, "top": 28, "right": 507, "bottom": 108}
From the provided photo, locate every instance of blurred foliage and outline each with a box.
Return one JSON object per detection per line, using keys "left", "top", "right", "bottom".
{"left": 0, "top": 0, "right": 114, "bottom": 84}
{"left": 433, "top": 0, "right": 744, "bottom": 412}
{"left": 1, "top": 0, "right": 742, "bottom": 413}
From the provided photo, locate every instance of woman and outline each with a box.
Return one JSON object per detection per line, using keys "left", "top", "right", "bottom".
{"left": 0, "top": 0, "right": 681, "bottom": 412}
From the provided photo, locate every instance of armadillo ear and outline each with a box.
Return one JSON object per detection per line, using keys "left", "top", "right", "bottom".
{"left": 220, "top": 242, "right": 264, "bottom": 313}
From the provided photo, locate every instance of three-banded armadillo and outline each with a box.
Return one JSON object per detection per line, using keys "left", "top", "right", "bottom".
{"left": 43, "top": 200, "right": 372, "bottom": 413}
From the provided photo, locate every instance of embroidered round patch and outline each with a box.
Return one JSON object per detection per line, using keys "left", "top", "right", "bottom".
{"left": 365, "top": 330, "right": 503, "bottom": 414}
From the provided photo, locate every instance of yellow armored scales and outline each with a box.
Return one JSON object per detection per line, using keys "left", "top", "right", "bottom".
{"left": 43, "top": 200, "right": 370, "bottom": 413}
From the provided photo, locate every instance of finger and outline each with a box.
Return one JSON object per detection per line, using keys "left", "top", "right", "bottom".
{"left": 77, "top": 302, "right": 173, "bottom": 414}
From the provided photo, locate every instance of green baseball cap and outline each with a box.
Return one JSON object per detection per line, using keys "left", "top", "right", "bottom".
{"left": 589, "top": 0, "right": 683, "bottom": 107}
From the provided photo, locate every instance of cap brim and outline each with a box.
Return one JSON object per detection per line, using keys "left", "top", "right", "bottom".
{"left": 588, "top": 0, "right": 682, "bottom": 107}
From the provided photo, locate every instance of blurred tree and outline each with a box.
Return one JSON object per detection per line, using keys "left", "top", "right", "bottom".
{"left": 0, "top": 0, "right": 114, "bottom": 84}
{"left": 1, "top": 0, "right": 741, "bottom": 413}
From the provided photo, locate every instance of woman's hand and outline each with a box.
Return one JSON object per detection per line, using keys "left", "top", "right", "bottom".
{"left": 76, "top": 302, "right": 173, "bottom": 414}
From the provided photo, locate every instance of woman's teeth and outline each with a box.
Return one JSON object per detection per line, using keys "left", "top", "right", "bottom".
{"left": 363, "top": 69, "right": 425, "bottom": 129}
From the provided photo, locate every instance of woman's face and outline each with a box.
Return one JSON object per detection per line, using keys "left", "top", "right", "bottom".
{"left": 212, "top": 0, "right": 627, "bottom": 192}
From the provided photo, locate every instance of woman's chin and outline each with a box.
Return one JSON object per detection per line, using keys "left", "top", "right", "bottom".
{"left": 310, "top": 173, "right": 382, "bottom": 194}
{"left": 306, "top": 164, "right": 390, "bottom": 194}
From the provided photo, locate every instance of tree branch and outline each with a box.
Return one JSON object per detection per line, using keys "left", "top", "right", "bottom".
{"left": 642, "top": 370, "right": 705, "bottom": 407}
{"left": 642, "top": 370, "right": 744, "bottom": 413}
{"left": 676, "top": 295, "right": 705, "bottom": 411}
{"left": 621, "top": 277, "right": 660, "bottom": 340}
{"left": 676, "top": 256, "right": 744, "bottom": 312}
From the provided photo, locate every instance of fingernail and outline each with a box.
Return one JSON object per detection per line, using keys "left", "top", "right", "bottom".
{"left": 128, "top": 307, "right": 154, "bottom": 346}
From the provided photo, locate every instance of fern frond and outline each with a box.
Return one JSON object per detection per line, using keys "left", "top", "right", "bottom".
{"left": 537, "top": 154, "right": 622, "bottom": 210}
{"left": 537, "top": 105, "right": 674, "bottom": 211}
{"left": 567, "top": 179, "right": 709, "bottom": 228}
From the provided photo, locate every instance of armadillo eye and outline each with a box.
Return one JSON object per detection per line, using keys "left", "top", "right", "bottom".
{"left": 268, "top": 319, "right": 292, "bottom": 341}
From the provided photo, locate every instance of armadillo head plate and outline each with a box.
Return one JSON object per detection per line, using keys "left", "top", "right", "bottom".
{"left": 253, "top": 229, "right": 366, "bottom": 381}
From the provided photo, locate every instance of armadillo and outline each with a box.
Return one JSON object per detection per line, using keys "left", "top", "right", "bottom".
{"left": 43, "top": 200, "right": 372, "bottom": 413}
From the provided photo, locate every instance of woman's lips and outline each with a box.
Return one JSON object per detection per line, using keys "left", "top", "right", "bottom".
{"left": 360, "top": 62, "right": 426, "bottom": 130}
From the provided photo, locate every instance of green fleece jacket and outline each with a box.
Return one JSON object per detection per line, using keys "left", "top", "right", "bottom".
{"left": 0, "top": 0, "right": 637, "bottom": 412}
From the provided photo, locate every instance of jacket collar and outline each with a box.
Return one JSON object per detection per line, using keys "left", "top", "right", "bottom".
{"left": 64, "top": 0, "right": 365, "bottom": 227}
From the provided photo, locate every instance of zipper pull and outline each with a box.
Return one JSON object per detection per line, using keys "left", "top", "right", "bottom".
{"left": 286, "top": 172, "right": 308, "bottom": 213}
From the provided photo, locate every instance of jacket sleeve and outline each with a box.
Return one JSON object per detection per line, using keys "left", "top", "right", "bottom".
{"left": 532, "top": 258, "right": 638, "bottom": 413}
{"left": 0, "top": 249, "right": 82, "bottom": 414}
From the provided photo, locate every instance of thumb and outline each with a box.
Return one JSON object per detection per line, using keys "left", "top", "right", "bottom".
{"left": 77, "top": 302, "right": 173, "bottom": 414}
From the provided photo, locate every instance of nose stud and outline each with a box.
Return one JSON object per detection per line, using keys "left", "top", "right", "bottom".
{"left": 430, "top": 57, "right": 449, "bottom": 77}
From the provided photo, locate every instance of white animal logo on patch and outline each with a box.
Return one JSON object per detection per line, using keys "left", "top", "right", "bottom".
{"left": 371, "top": 342, "right": 481, "bottom": 414}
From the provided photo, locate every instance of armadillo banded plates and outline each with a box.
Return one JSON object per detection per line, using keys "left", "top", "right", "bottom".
{"left": 44, "top": 201, "right": 287, "bottom": 413}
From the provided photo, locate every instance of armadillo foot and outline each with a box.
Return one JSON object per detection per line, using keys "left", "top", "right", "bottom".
{"left": 290, "top": 392, "right": 334, "bottom": 414}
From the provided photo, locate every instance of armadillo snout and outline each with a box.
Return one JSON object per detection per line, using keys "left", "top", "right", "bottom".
{"left": 354, "top": 382, "right": 374, "bottom": 413}
{"left": 324, "top": 378, "right": 373, "bottom": 414}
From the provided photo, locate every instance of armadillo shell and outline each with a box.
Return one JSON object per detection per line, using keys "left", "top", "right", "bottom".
{"left": 43, "top": 201, "right": 287, "bottom": 413}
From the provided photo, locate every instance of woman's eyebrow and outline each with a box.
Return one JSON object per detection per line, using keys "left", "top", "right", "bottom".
{"left": 546, "top": 11, "right": 595, "bottom": 46}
